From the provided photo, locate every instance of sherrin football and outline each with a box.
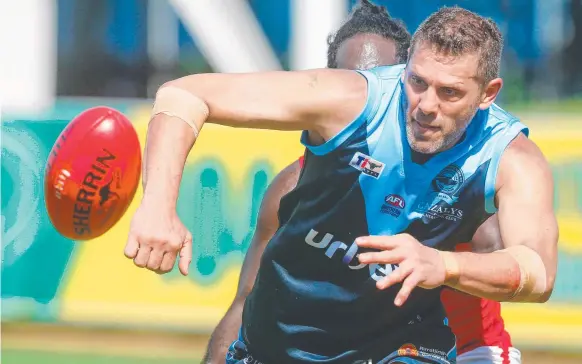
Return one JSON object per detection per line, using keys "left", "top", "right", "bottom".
{"left": 45, "top": 106, "right": 142, "bottom": 240}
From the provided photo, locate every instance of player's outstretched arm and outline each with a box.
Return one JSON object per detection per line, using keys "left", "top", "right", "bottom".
{"left": 203, "top": 161, "right": 302, "bottom": 363}
{"left": 125, "top": 69, "right": 368, "bottom": 274}
{"left": 440, "top": 134, "right": 558, "bottom": 302}
{"left": 142, "top": 69, "right": 366, "bottom": 202}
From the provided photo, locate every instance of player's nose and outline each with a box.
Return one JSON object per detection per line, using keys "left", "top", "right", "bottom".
{"left": 417, "top": 89, "right": 439, "bottom": 117}
{"left": 415, "top": 108, "right": 437, "bottom": 124}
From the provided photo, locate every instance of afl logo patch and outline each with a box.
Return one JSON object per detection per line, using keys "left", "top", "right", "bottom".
{"left": 381, "top": 194, "right": 406, "bottom": 217}
{"left": 385, "top": 194, "right": 405, "bottom": 209}
{"left": 432, "top": 164, "right": 464, "bottom": 196}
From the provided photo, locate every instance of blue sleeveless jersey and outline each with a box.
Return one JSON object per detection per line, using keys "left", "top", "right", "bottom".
{"left": 241, "top": 64, "right": 528, "bottom": 363}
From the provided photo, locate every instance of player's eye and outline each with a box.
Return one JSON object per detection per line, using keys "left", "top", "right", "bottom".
{"left": 410, "top": 75, "right": 426, "bottom": 87}
{"left": 442, "top": 88, "right": 458, "bottom": 97}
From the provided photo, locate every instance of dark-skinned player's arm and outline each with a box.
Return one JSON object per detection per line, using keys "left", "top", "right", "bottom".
{"left": 470, "top": 214, "right": 503, "bottom": 253}
{"left": 440, "top": 134, "right": 558, "bottom": 302}
{"left": 357, "top": 133, "right": 558, "bottom": 305}
{"left": 203, "top": 161, "right": 301, "bottom": 363}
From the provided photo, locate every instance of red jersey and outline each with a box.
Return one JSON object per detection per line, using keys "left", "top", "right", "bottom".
{"left": 297, "top": 156, "right": 513, "bottom": 359}
{"left": 441, "top": 243, "right": 513, "bottom": 359}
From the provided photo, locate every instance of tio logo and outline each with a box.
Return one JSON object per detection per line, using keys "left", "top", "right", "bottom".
{"left": 304, "top": 229, "right": 398, "bottom": 282}
{"left": 349, "top": 152, "right": 385, "bottom": 179}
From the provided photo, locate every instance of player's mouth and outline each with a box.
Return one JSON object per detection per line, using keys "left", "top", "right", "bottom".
{"left": 412, "top": 118, "right": 439, "bottom": 134}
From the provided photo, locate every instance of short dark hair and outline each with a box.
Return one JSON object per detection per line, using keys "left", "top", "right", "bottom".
{"left": 410, "top": 6, "right": 503, "bottom": 83}
{"left": 327, "top": 0, "right": 411, "bottom": 68}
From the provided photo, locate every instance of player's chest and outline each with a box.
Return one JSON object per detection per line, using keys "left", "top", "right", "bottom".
{"left": 353, "top": 151, "right": 484, "bottom": 237}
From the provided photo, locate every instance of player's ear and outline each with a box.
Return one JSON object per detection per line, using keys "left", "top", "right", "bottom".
{"left": 478, "top": 77, "right": 503, "bottom": 110}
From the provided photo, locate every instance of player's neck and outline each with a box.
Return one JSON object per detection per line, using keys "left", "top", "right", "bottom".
{"left": 410, "top": 150, "right": 434, "bottom": 164}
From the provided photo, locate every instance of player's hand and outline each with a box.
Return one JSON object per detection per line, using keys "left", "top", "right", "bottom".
{"left": 124, "top": 197, "right": 192, "bottom": 276}
{"left": 356, "top": 234, "right": 445, "bottom": 307}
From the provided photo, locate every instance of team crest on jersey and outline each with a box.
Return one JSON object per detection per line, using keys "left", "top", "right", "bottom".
{"left": 414, "top": 164, "right": 465, "bottom": 222}
{"left": 349, "top": 152, "right": 385, "bottom": 179}
{"left": 432, "top": 164, "right": 464, "bottom": 197}
{"left": 381, "top": 194, "right": 405, "bottom": 217}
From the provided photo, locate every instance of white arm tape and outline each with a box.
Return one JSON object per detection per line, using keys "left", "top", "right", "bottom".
{"left": 500, "top": 245, "right": 548, "bottom": 302}
{"left": 438, "top": 251, "right": 460, "bottom": 285}
{"left": 151, "top": 86, "right": 209, "bottom": 137}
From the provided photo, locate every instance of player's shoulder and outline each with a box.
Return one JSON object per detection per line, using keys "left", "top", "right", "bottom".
{"left": 264, "top": 159, "right": 302, "bottom": 203}
{"left": 503, "top": 133, "right": 548, "bottom": 168}
{"left": 270, "top": 159, "right": 302, "bottom": 191}
{"left": 479, "top": 103, "right": 530, "bottom": 148}
{"left": 486, "top": 103, "right": 523, "bottom": 128}
{"left": 497, "top": 133, "right": 552, "bottom": 190}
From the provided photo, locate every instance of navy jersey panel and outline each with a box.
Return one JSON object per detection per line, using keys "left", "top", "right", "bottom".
{"left": 241, "top": 64, "right": 528, "bottom": 363}
{"left": 243, "top": 121, "right": 419, "bottom": 363}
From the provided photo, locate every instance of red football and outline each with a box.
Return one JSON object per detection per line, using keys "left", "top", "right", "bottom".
{"left": 45, "top": 106, "right": 142, "bottom": 240}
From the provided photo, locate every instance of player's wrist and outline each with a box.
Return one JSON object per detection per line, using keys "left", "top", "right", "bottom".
{"left": 141, "top": 161, "right": 184, "bottom": 210}
{"left": 142, "top": 184, "right": 179, "bottom": 211}
{"left": 438, "top": 251, "right": 460, "bottom": 286}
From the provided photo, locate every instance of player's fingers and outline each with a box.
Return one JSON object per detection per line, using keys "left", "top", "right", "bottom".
{"left": 146, "top": 249, "right": 164, "bottom": 271}
{"left": 178, "top": 231, "right": 193, "bottom": 276}
{"left": 376, "top": 264, "right": 413, "bottom": 290}
{"left": 394, "top": 273, "right": 421, "bottom": 307}
{"left": 157, "top": 253, "right": 177, "bottom": 274}
{"left": 358, "top": 249, "right": 403, "bottom": 265}
{"left": 124, "top": 235, "right": 139, "bottom": 259}
{"left": 133, "top": 245, "right": 152, "bottom": 268}
{"left": 355, "top": 235, "right": 399, "bottom": 250}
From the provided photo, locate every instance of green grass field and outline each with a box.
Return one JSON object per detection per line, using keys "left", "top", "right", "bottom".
{"left": 2, "top": 349, "right": 197, "bottom": 364}
{"left": 4, "top": 324, "right": 582, "bottom": 364}
{"left": 1, "top": 324, "right": 207, "bottom": 364}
